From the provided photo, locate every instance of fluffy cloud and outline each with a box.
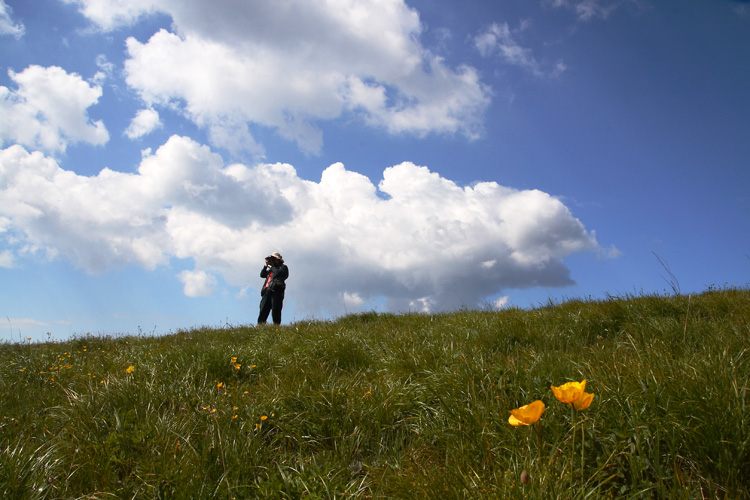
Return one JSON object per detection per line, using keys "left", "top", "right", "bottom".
{"left": 178, "top": 269, "right": 217, "bottom": 297}
{"left": 0, "top": 65, "right": 109, "bottom": 154}
{"left": 0, "top": 135, "right": 602, "bottom": 316}
{"left": 125, "top": 107, "right": 162, "bottom": 139}
{"left": 64, "top": 0, "right": 490, "bottom": 156}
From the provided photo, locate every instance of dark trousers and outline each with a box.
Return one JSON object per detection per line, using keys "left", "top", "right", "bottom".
{"left": 258, "top": 291, "right": 284, "bottom": 325}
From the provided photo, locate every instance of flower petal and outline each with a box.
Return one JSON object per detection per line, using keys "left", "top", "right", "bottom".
{"left": 509, "top": 400, "right": 545, "bottom": 425}
{"left": 573, "top": 391, "right": 594, "bottom": 410}
{"left": 508, "top": 414, "right": 527, "bottom": 426}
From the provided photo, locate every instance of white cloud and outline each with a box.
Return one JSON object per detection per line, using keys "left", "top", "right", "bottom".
{"left": 0, "top": 65, "right": 109, "bottom": 154}
{"left": 0, "top": 0, "right": 24, "bottom": 38}
{"left": 545, "top": 0, "right": 626, "bottom": 21}
{"left": 342, "top": 292, "right": 365, "bottom": 310}
{"left": 0, "top": 249, "right": 14, "bottom": 268}
{"left": 0, "top": 135, "right": 608, "bottom": 317}
{"left": 493, "top": 296, "right": 510, "bottom": 309}
{"left": 91, "top": 54, "right": 115, "bottom": 86}
{"left": 125, "top": 107, "right": 162, "bottom": 139}
{"left": 178, "top": 269, "right": 217, "bottom": 297}
{"left": 60, "top": 0, "right": 159, "bottom": 31}
{"left": 6, "top": 317, "right": 50, "bottom": 330}
{"left": 475, "top": 21, "right": 565, "bottom": 78}
{"left": 64, "top": 0, "right": 490, "bottom": 156}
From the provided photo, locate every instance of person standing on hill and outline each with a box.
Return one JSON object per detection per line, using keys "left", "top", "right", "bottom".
{"left": 258, "top": 252, "right": 289, "bottom": 325}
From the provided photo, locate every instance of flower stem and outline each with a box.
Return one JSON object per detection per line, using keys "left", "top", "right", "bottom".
{"left": 570, "top": 405, "right": 575, "bottom": 496}
{"left": 581, "top": 417, "right": 585, "bottom": 491}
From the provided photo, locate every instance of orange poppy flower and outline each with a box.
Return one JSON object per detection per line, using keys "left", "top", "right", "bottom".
{"left": 551, "top": 380, "right": 586, "bottom": 404}
{"left": 508, "top": 400, "right": 546, "bottom": 426}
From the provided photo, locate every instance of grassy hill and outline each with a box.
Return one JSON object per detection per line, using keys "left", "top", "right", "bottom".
{"left": 1, "top": 288, "right": 748, "bottom": 499}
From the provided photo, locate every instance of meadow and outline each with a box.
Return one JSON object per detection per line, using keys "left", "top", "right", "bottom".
{"left": 1, "top": 288, "right": 748, "bottom": 499}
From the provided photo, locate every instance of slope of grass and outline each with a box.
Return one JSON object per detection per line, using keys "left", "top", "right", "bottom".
{"left": 1, "top": 288, "right": 748, "bottom": 499}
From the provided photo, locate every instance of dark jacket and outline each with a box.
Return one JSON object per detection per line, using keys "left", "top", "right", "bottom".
{"left": 260, "top": 263, "right": 289, "bottom": 295}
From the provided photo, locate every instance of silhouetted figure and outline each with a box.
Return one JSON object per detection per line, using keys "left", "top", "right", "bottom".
{"left": 258, "top": 252, "right": 288, "bottom": 325}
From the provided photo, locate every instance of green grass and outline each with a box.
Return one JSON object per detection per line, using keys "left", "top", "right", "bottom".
{"left": 1, "top": 288, "right": 748, "bottom": 499}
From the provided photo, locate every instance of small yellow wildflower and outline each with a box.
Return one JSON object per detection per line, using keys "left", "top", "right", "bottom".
{"left": 508, "top": 400, "right": 546, "bottom": 426}
{"left": 216, "top": 382, "right": 224, "bottom": 388}
{"left": 234, "top": 363, "right": 241, "bottom": 370}
{"left": 232, "top": 415, "right": 238, "bottom": 419}
{"left": 260, "top": 415, "right": 268, "bottom": 421}
{"left": 231, "top": 357, "right": 237, "bottom": 363}
{"left": 125, "top": 365, "right": 135, "bottom": 374}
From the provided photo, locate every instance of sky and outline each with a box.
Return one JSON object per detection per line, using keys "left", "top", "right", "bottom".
{"left": 1, "top": 0, "right": 749, "bottom": 342}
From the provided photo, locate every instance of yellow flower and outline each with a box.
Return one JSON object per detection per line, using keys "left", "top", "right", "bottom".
{"left": 125, "top": 365, "right": 135, "bottom": 374}
{"left": 216, "top": 382, "right": 224, "bottom": 388}
{"left": 231, "top": 357, "right": 237, "bottom": 363}
{"left": 234, "top": 363, "right": 241, "bottom": 370}
{"left": 260, "top": 415, "right": 268, "bottom": 421}
{"left": 573, "top": 391, "right": 595, "bottom": 410}
{"left": 508, "top": 400, "right": 546, "bottom": 426}
{"left": 551, "top": 380, "right": 586, "bottom": 404}
{"left": 232, "top": 415, "right": 238, "bottom": 419}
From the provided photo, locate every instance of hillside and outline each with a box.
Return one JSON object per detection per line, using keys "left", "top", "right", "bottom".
{"left": 1, "top": 289, "right": 748, "bottom": 499}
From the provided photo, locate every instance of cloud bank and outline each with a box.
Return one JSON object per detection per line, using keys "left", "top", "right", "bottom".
{"left": 1, "top": 135, "right": 601, "bottom": 316}
{"left": 61, "top": 0, "right": 490, "bottom": 157}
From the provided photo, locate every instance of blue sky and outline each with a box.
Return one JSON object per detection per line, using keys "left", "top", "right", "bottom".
{"left": 1, "top": 0, "right": 748, "bottom": 342}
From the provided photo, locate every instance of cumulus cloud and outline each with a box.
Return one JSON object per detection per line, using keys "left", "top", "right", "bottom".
{"left": 0, "top": 65, "right": 109, "bottom": 154}
{"left": 0, "top": 0, "right": 24, "bottom": 38}
{"left": 125, "top": 107, "right": 162, "bottom": 139}
{"left": 63, "top": 0, "right": 490, "bottom": 156}
{"left": 0, "top": 135, "right": 604, "bottom": 316}
{"left": 178, "top": 269, "right": 217, "bottom": 297}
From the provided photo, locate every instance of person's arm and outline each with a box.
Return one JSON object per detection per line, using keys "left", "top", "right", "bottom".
{"left": 277, "top": 264, "right": 289, "bottom": 282}
{"left": 260, "top": 265, "right": 270, "bottom": 278}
